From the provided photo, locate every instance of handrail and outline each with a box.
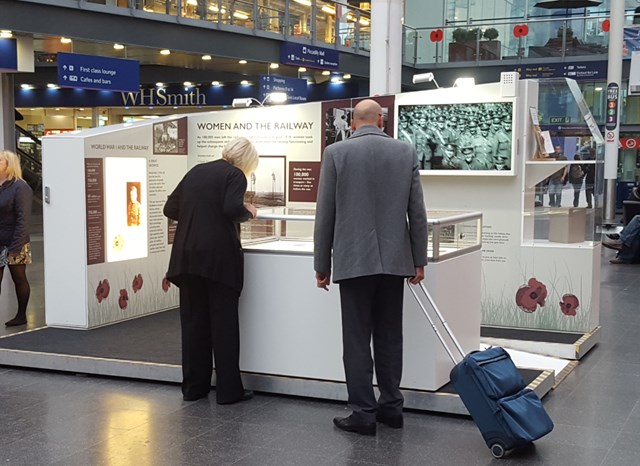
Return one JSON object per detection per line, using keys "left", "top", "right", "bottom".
{"left": 16, "top": 147, "right": 42, "bottom": 170}
{"left": 15, "top": 125, "right": 42, "bottom": 146}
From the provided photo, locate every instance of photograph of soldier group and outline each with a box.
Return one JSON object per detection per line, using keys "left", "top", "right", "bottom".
{"left": 397, "top": 102, "right": 514, "bottom": 171}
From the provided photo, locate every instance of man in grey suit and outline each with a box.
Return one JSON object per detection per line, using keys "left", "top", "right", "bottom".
{"left": 314, "top": 99, "right": 428, "bottom": 436}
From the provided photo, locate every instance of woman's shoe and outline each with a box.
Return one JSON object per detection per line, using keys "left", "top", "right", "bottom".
{"left": 609, "top": 258, "right": 625, "bottom": 264}
{"left": 5, "top": 315, "right": 27, "bottom": 327}
{"left": 217, "top": 390, "right": 254, "bottom": 405}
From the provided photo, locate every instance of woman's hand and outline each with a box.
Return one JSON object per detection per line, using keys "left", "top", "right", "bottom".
{"left": 244, "top": 202, "right": 257, "bottom": 218}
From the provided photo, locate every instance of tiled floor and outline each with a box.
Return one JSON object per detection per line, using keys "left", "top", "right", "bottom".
{"left": 2, "top": 214, "right": 640, "bottom": 465}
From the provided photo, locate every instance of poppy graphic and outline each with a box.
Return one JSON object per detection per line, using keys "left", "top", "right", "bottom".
{"left": 118, "top": 289, "right": 129, "bottom": 310}
{"left": 162, "top": 277, "right": 171, "bottom": 292}
{"left": 515, "top": 277, "right": 548, "bottom": 313}
{"left": 602, "top": 19, "right": 610, "bottom": 33}
{"left": 560, "top": 294, "right": 579, "bottom": 317}
{"left": 430, "top": 29, "right": 444, "bottom": 42}
{"left": 132, "top": 274, "right": 144, "bottom": 293}
{"left": 513, "top": 24, "right": 529, "bottom": 38}
{"left": 96, "top": 279, "right": 110, "bottom": 303}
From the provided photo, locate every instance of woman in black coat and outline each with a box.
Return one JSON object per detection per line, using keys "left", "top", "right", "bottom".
{"left": 0, "top": 150, "right": 33, "bottom": 327}
{"left": 164, "top": 137, "right": 259, "bottom": 403}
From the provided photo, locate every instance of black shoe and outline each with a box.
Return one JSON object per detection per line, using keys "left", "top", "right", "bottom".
{"left": 183, "top": 391, "right": 209, "bottom": 402}
{"left": 376, "top": 412, "right": 404, "bottom": 428}
{"left": 607, "top": 234, "right": 620, "bottom": 240}
{"left": 333, "top": 415, "right": 376, "bottom": 436}
{"left": 217, "top": 390, "right": 253, "bottom": 405}
{"left": 5, "top": 316, "right": 27, "bottom": 327}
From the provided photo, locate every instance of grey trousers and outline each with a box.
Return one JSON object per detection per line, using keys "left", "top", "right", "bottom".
{"left": 338, "top": 274, "right": 404, "bottom": 422}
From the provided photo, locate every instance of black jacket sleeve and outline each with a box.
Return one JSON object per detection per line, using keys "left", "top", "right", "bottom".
{"left": 163, "top": 178, "right": 184, "bottom": 221}
{"left": 224, "top": 169, "right": 252, "bottom": 223}
{"left": 9, "top": 181, "right": 33, "bottom": 253}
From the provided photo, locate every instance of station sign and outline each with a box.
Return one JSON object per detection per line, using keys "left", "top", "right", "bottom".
{"left": 280, "top": 42, "right": 339, "bottom": 70}
{"left": 57, "top": 52, "right": 140, "bottom": 92}
{"left": 259, "top": 75, "right": 307, "bottom": 103}
{"left": 514, "top": 61, "right": 607, "bottom": 80}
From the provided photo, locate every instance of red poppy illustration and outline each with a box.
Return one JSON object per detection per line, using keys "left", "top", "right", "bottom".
{"left": 132, "top": 274, "right": 144, "bottom": 293}
{"left": 513, "top": 24, "right": 529, "bottom": 38}
{"left": 96, "top": 279, "right": 110, "bottom": 303}
{"left": 560, "top": 294, "right": 579, "bottom": 317}
{"left": 119, "top": 289, "right": 129, "bottom": 310}
{"left": 162, "top": 277, "right": 171, "bottom": 292}
{"left": 602, "top": 19, "right": 610, "bottom": 33}
{"left": 515, "top": 278, "right": 548, "bottom": 313}
{"left": 430, "top": 29, "right": 444, "bottom": 42}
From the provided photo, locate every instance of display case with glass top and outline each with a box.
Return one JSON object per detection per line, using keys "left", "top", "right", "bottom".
{"left": 524, "top": 78, "right": 604, "bottom": 246}
{"left": 241, "top": 207, "right": 482, "bottom": 262}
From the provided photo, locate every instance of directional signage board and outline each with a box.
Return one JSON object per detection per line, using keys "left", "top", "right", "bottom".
{"left": 0, "top": 38, "right": 18, "bottom": 71}
{"left": 259, "top": 75, "right": 308, "bottom": 103}
{"left": 57, "top": 52, "right": 140, "bottom": 92}
{"left": 514, "top": 61, "right": 607, "bottom": 81}
{"left": 280, "top": 42, "right": 339, "bottom": 70}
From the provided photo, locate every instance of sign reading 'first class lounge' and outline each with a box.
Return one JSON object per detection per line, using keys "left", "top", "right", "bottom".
{"left": 57, "top": 52, "right": 140, "bottom": 92}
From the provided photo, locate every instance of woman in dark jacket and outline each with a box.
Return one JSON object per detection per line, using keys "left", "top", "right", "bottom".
{"left": 0, "top": 150, "right": 33, "bottom": 327}
{"left": 164, "top": 137, "right": 258, "bottom": 403}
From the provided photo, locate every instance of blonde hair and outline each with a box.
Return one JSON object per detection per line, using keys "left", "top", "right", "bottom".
{"left": 0, "top": 150, "right": 23, "bottom": 181}
{"left": 222, "top": 137, "right": 259, "bottom": 176}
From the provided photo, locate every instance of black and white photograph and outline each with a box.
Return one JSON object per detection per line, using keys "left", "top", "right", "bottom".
{"left": 246, "top": 155, "right": 286, "bottom": 207}
{"left": 397, "top": 102, "right": 514, "bottom": 172}
{"left": 321, "top": 96, "right": 396, "bottom": 152}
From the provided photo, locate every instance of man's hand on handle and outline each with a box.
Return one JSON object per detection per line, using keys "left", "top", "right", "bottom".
{"left": 316, "top": 272, "right": 331, "bottom": 291}
{"left": 408, "top": 266, "right": 425, "bottom": 285}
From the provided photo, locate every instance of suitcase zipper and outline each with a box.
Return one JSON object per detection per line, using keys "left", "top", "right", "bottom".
{"left": 476, "top": 353, "right": 508, "bottom": 366}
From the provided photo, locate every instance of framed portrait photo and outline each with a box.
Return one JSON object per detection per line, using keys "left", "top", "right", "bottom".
{"left": 396, "top": 101, "right": 515, "bottom": 176}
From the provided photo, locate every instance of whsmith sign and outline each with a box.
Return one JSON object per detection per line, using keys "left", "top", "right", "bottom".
{"left": 121, "top": 88, "right": 207, "bottom": 106}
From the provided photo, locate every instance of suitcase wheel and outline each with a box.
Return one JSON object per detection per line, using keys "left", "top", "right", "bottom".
{"left": 490, "top": 443, "right": 505, "bottom": 459}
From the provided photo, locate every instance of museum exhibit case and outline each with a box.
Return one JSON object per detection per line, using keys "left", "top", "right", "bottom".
{"left": 398, "top": 76, "right": 603, "bottom": 358}
{"left": 238, "top": 207, "right": 482, "bottom": 395}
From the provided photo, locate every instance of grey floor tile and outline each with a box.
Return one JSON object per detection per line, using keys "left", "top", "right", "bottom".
{"left": 234, "top": 446, "right": 337, "bottom": 466}
{"left": 601, "top": 448, "right": 640, "bottom": 466}
{"left": 545, "top": 423, "right": 620, "bottom": 450}
{"left": 196, "top": 420, "right": 292, "bottom": 447}
{"left": 171, "top": 437, "right": 258, "bottom": 465}
{"left": 264, "top": 422, "right": 360, "bottom": 459}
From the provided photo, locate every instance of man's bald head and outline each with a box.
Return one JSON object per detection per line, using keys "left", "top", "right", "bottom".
{"left": 351, "top": 99, "right": 383, "bottom": 131}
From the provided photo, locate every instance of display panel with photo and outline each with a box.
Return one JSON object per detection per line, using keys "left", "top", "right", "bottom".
{"left": 397, "top": 102, "right": 514, "bottom": 173}
{"left": 104, "top": 157, "right": 148, "bottom": 263}
{"left": 321, "top": 96, "right": 396, "bottom": 152}
{"left": 153, "top": 117, "right": 188, "bottom": 155}
{"left": 247, "top": 156, "right": 286, "bottom": 207}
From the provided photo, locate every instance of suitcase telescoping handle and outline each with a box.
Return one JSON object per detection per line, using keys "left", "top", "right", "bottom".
{"left": 406, "top": 280, "right": 466, "bottom": 365}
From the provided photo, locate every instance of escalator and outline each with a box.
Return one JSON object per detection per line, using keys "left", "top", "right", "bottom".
{"left": 15, "top": 124, "right": 43, "bottom": 202}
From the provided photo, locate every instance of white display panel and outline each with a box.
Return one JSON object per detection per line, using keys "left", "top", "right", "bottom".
{"left": 104, "top": 157, "right": 148, "bottom": 263}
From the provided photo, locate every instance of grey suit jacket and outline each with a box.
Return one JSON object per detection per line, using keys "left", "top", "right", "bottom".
{"left": 314, "top": 125, "right": 428, "bottom": 282}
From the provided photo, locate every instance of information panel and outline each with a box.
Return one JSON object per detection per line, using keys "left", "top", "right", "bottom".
{"left": 57, "top": 52, "right": 140, "bottom": 92}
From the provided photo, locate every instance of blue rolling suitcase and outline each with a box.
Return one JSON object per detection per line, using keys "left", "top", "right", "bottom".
{"left": 407, "top": 282, "right": 554, "bottom": 459}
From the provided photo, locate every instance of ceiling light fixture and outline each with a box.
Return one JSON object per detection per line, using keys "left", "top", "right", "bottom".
{"left": 343, "top": 74, "right": 352, "bottom": 79}
{"left": 232, "top": 92, "right": 288, "bottom": 108}
{"left": 321, "top": 5, "right": 335, "bottom": 14}
{"left": 113, "top": 43, "right": 125, "bottom": 50}
{"left": 233, "top": 11, "right": 249, "bottom": 20}
{"left": 293, "top": 0, "right": 312, "bottom": 5}
{"left": 184, "top": 81, "right": 193, "bottom": 87}
{"left": 160, "top": 49, "right": 171, "bottom": 55}
{"left": 47, "top": 83, "right": 59, "bottom": 89}
{"left": 60, "top": 37, "right": 72, "bottom": 44}
{"left": 240, "top": 80, "right": 250, "bottom": 85}
{"left": 186, "top": 0, "right": 197, "bottom": 5}
{"left": 211, "top": 81, "right": 221, "bottom": 86}
{"left": 209, "top": 5, "right": 226, "bottom": 13}
{"left": 20, "top": 84, "right": 33, "bottom": 90}
{"left": 298, "top": 67, "right": 307, "bottom": 72}
{"left": 202, "top": 55, "right": 212, "bottom": 60}
{"left": 156, "top": 82, "right": 164, "bottom": 87}
{"left": 0, "top": 30, "right": 13, "bottom": 38}
{"left": 330, "top": 77, "right": 342, "bottom": 83}
{"left": 322, "top": 70, "right": 331, "bottom": 76}
{"left": 270, "top": 63, "right": 279, "bottom": 69}
{"left": 359, "top": 18, "right": 370, "bottom": 26}
{"left": 239, "top": 59, "right": 247, "bottom": 64}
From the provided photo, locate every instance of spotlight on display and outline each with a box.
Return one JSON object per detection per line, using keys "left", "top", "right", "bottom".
{"left": 453, "top": 77, "right": 476, "bottom": 88}
{"left": 231, "top": 92, "right": 288, "bottom": 108}
{"left": 412, "top": 72, "right": 440, "bottom": 88}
